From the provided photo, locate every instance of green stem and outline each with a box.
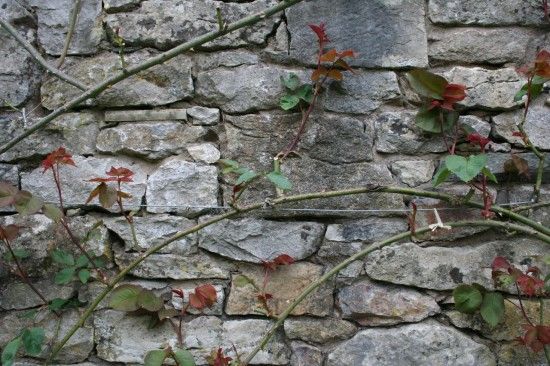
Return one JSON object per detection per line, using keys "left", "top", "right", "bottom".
{"left": 57, "top": 0, "right": 82, "bottom": 68}
{"left": 0, "top": 0, "right": 306, "bottom": 156}
{"left": 241, "top": 219, "right": 550, "bottom": 365}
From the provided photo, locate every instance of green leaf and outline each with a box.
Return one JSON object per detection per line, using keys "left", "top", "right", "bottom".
{"left": 144, "top": 349, "right": 168, "bottom": 366}
{"left": 266, "top": 171, "right": 292, "bottom": 191}
{"left": 137, "top": 289, "right": 163, "bottom": 312}
{"left": 172, "top": 348, "right": 196, "bottom": 366}
{"left": 233, "top": 274, "right": 254, "bottom": 288}
{"left": 109, "top": 284, "right": 142, "bottom": 311}
{"left": 280, "top": 95, "right": 300, "bottom": 111}
{"left": 453, "top": 284, "right": 483, "bottom": 313}
{"left": 42, "top": 203, "right": 64, "bottom": 222}
{"left": 54, "top": 267, "right": 75, "bottom": 285}
{"left": 93, "top": 257, "right": 106, "bottom": 268}
{"left": 18, "top": 309, "right": 38, "bottom": 320}
{"left": 235, "top": 169, "right": 259, "bottom": 186}
{"left": 14, "top": 190, "right": 43, "bottom": 216}
{"left": 296, "top": 84, "right": 313, "bottom": 103}
{"left": 280, "top": 73, "right": 300, "bottom": 91}
{"left": 75, "top": 255, "right": 89, "bottom": 268}
{"left": 482, "top": 167, "right": 498, "bottom": 184}
{"left": 49, "top": 298, "right": 68, "bottom": 312}
{"left": 1, "top": 337, "right": 21, "bottom": 366}
{"left": 51, "top": 249, "right": 75, "bottom": 266}
{"left": 514, "top": 76, "right": 547, "bottom": 102}
{"left": 3, "top": 248, "right": 31, "bottom": 261}
{"left": 432, "top": 164, "right": 451, "bottom": 187}
{"left": 479, "top": 292, "right": 505, "bottom": 327}
{"left": 21, "top": 327, "right": 45, "bottom": 356}
{"left": 415, "top": 107, "right": 455, "bottom": 133}
{"left": 78, "top": 269, "right": 91, "bottom": 284}
{"left": 445, "top": 154, "right": 487, "bottom": 183}
{"left": 544, "top": 255, "right": 550, "bottom": 266}
{"left": 406, "top": 69, "right": 448, "bottom": 99}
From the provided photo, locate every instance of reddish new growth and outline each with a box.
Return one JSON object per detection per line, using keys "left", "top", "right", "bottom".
{"left": 42, "top": 147, "right": 76, "bottom": 211}
{"left": 491, "top": 256, "right": 546, "bottom": 297}
{"left": 429, "top": 83, "right": 467, "bottom": 111}
{"left": 518, "top": 49, "right": 550, "bottom": 79}
{"left": 257, "top": 254, "right": 295, "bottom": 316}
{"left": 86, "top": 166, "right": 134, "bottom": 212}
{"left": 519, "top": 324, "right": 550, "bottom": 353}
{"left": 208, "top": 348, "right": 232, "bottom": 366}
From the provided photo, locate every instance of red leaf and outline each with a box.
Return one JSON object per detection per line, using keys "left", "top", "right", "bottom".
{"left": 539, "top": 325, "right": 550, "bottom": 344}
{"left": 308, "top": 23, "right": 329, "bottom": 43}
{"left": 443, "top": 83, "right": 467, "bottom": 102}
{"left": 210, "top": 348, "right": 232, "bottom": 366}
{"left": 467, "top": 133, "right": 491, "bottom": 151}
{"left": 491, "top": 256, "right": 511, "bottom": 271}
{"left": 106, "top": 166, "right": 134, "bottom": 182}
{"left": 0, "top": 224, "right": 21, "bottom": 241}
{"left": 311, "top": 67, "right": 327, "bottom": 81}
{"left": 512, "top": 131, "right": 525, "bottom": 138}
{"left": 42, "top": 147, "right": 76, "bottom": 173}
{"left": 171, "top": 288, "right": 184, "bottom": 298}
{"left": 534, "top": 49, "right": 550, "bottom": 78}
{"left": 0, "top": 181, "right": 18, "bottom": 207}
{"left": 334, "top": 59, "right": 354, "bottom": 73}
{"left": 189, "top": 284, "right": 217, "bottom": 310}
{"left": 337, "top": 49, "right": 357, "bottom": 59}
{"left": 516, "top": 274, "right": 545, "bottom": 296}
{"left": 320, "top": 49, "right": 337, "bottom": 62}
{"left": 520, "top": 325, "right": 550, "bottom": 352}
{"left": 327, "top": 69, "right": 343, "bottom": 81}
{"left": 273, "top": 254, "right": 294, "bottom": 266}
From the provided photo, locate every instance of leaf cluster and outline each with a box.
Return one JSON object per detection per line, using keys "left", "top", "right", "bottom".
{"left": 1, "top": 328, "right": 45, "bottom": 366}
{"left": 51, "top": 248, "right": 103, "bottom": 285}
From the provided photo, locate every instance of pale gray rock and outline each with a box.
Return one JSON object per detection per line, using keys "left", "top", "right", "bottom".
{"left": 0, "top": 163, "right": 18, "bottom": 185}
{"left": 192, "top": 50, "right": 260, "bottom": 72}
{"left": 46, "top": 112, "right": 101, "bottom": 155}
{"left": 391, "top": 160, "right": 436, "bottom": 187}
{"left": 429, "top": 27, "right": 542, "bottom": 65}
{"left": 290, "top": 342, "right": 324, "bottom": 366}
{"left": 104, "top": 214, "right": 197, "bottom": 254}
{"left": 326, "top": 319, "right": 496, "bottom": 366}
{"left": 104, "top": 109, "right": 187, "bottom": 122}
{"left": 187, "top": 106, "right": 220, "bottom": 126}
{"left": 115, "top": 252, "right": 233, "bottom": 279}
{"left": 496, "top": 185, "right": 550, "bottom": 226}
{"left": 364, "top": 239, "right": 550, "bottom": 291}
{"left": 103, "top": 0, "right": 142, "bottom": 12}
{"left": 285, "top": 0, "right": 428, "bottom": 68}
{"left": 284, "top": 318, "right": 357, "bottom": 344}
{"left": 27, "top": 0, "right": 103, "bottom": 55}
{"left": 96, "top": 122, "right": 208, "bottom": 160}
{"left": 0, "top": 278, "right": 76, "bottom": 310}
{"left": 429, "top": 0, "right": 547, "bottom": 26}
{"left": 0, "top": 0, "right": 34, "bottom": 22}
{"left": 198, "top": 218, "right": 324, "bottom": 263}
{"left": 21, "top": 155, "right": 147, "bottom": 210}
{"left": 146, "top": 158, "right": 218, "bottom": 215}
{"left": 41, "top": 50, "right": 193, "bottom": 110}
{"left": 445, "top": 67, "right": 523, "bottom": 110}
{"left": 186, "top": 143, "right": 220, "bottom": 164}
{"left": 104, "top": 0, "right": 278, "bottom": 49}
{"left": 486, "top": 152, "right": 550, "bottom": 182}
{"left": 171, "top": 284, "right": 224, "bottom": 315}
{"left": 337, "top": 279, "right": 440, "bottom": 326}
{"left": 324, "top": 72, "right": 400, "bottom": 114}
{"left": 375, "top": 111, "right": 447, "bottom": 154}
{"left": 459, "top": 115, "right": 491, "bottom": 137}
{"left": 496, "top": 343, "right": 550, "bottom": 366}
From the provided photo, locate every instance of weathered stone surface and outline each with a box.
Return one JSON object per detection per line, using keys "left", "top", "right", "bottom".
{"left": 0, "top": 26, "right": 39, "bottom": 107}
{"left": 337, "top": 279, "right": 440, "bottom": 326}
{"left": 496, "top": 343, "right": 549, "bottom": 366}
{"left": 226, "top": 262, "right": 333, "bottom": 316}
{"left": 96, "top": 122, "right": 208, "bottom": 160}
{"left": 0, "top": 163, "right": 18, "bottom": 185}
{"left": 444, "top": 67, "right": 523, "bottom": 110}
{"left": 391, "top": 160, "right": 436, "bottom": 187}
{"left": 0, "top": 278, "right": 76, "bottom": 310}
{"left": 496, "top": 184, "right": 550, "bottom": 226}
{"left": 103, "top": 0, "right": 142, "bottom": 12}
{"left": 492, "top": 99, "right": 550, "bottom": 150}
{"left": 375, "top": 111, "right": 447, "bottom": 154}
{"left": 186, "top": 143, "right": 220, "bottom": 164}
{"left": 364, "top": 239, "right": 550, "bottom": 291}
{"left": 284, "top": 318, "right": 357, "bottom": 344}
{"left": 460, "top": 115, "right": 491, "bottom": 137}
{"left": 193, "top": 50, "right": 260, "bottom": 72}
{"left": 146, "top": 157, "right": 218, "bottom": 215}
{"left": 429, "top": 0, "right": 547, "bottom": 26}
{"left": 0, "top": 310, "right": 93, "bottom": 363}
{"left": 286, "top": 0, "right": 428, "bottom": 68}
{"left": 94, "top": 311, "right": 290, "bottom": 364}
{"left": 486, "top": 152, "right": 550, "bottom": 182}
{"left": 28, "top": 0, "right": 103, "bottom": 55}
{"left": 171, "top": 284, "right": 224, "bottom": 315}
{"left": 41, "top": 50, "right": 193, "bottom": 110}
{"left": 429, "top": 27, "right": 542, "bottom": 65}
{"left": 326, "top": 319, "right": 496, "bottom": 366}
{"left": 104, "top": 214, "right": 197, "bottom": 254}
{"left": 198, "top": 218, "right": 324, "bottom": 263}
{"left": 187, "top": 106, "right": 220, "bottom": 126}
{"left": 324, "top": 72, "right": 400, "bottom": 114}
{"left": 0, "top": 0, "right": 34, "bottom": 22}
{"left": 290, "top": 342, "right": 324, "bottom": 366}
{"left": 21, "top": 155, "right": 147, "bottom": 210}
{"left": 115, "top": 252, "right": 233, "bottom": 279}
{"left": 105, "top": 0, "right": 279, "bottom": 50}
{"left": 104, "top": 109, "right": 187, "bottom": 122}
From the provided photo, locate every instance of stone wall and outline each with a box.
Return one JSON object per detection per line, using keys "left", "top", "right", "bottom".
{"left": 1, "top": 0, "right": 550, "bottom": 365}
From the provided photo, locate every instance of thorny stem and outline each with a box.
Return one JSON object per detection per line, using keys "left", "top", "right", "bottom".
{"left": 46, "top": 186, "right": 550, "bottom": 363}
{"left": 116, "top": 180, "right": 139, "bottom": 248}
{"left": 57, "top": 0, "right": 82, "bottom": 68}
{"left": 515, "top": 282, "right": 535, "bottom": 327}
{"left": 52, "top": 165, "right": 65, "bottom": 213}
{"left": 514, "top": 200, "right": 550, "bottom": 212}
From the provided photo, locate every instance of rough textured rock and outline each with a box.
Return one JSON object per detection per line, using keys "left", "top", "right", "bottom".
{"left": 496, "top": 185, "right": 550, "bottom": 226}
{"left": 429, "top": 27, "right": 542, "bottom": 65}
{"left": 0, "top": 278, "right": 76, "bottom": 310}
{"left": 0, "top": 310, "right": 94, "bottom": 363}
{"left": 375, "top": 111, "right": 447, "bottom": 154}
{"left": 323, "top": 72, "right": 401, "bottom": 114}
{"left": 444, "top": 67, "right": 523, "bottom": 110}
{"left": 94, "top": 311, "right": 290, "bottom": 364}
{"left": 0, "top": 163, "right": 18, "bottom": 185}
{"left": 27, "top": 0, "right": 103, "bottom": 55}
{"left": 325, "top": 319, "right": 496, "bottom": 366}
{"left": 146, "top": 157, "right": 218, "bottom": 215}
{"left": 284, "top": 318, "right": 357, "bottom": 344}
{"left": 105, "top": 0, "right": 279, "bottom": 50}
{"left": 460, "top": 115, "right": 491, "bottom": 137}
{"left": 96, "top": 122, "right": 208, "bottom": 160}
{"left": 186, "top": 143, "right": 220, "bottom": 164}
{"left": 41, "top": 50, "right": 193, "bottom": 110}
{"left": 0, "top": 0, "right": 34, "bottom": 22}
{"left": 198, "top": 218, "right": 324, "bottom": 263}
{"left": 104, "top": 214, "right": 197, "bottom": 254}
{"left": 429, "top": 0, "right": 547, "bottom": 26}
{"left": 226, "top": 262, "right": 333, "bottom": 316}
{"left": 486, "top": 152, "right": 550, "bottom": 182}
{"left": 286, "top": 0, "right": 428, "bottom": 68}
{"left": 187, "top": 106, "right": 220, "bottom": 126}
{"left": 364, "top": 239, "right": 550, "bottom": 291}
{"left": 492, "top": 99, "right": 550, "bottom": 150}
{"left": 290, "top": 342, "right": 324, "bottom": 366}
{"left": 391, "top": 160, "right": 436, "bottom": 187}
{"left": 21, "top": 155, "right": 147, "bottom": 210}
{"left": 103, "top": 0, "right": 142, "bottom": 12}
{"left": 115, "top": 252, "right": 233, "bottom": 279}
{"left": 104, "top": 109, "right": 187, "bottom": 122}
{"left": 337, "top": 279, "right": 440, "bottom": 326}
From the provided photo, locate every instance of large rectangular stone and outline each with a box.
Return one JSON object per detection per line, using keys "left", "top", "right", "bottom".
{"left": 104, "top": 109, "right": 188, "bottom": 122}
